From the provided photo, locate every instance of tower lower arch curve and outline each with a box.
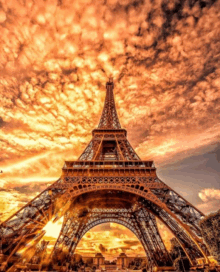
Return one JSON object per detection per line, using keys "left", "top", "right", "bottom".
{"left": 56, "top": 185, "right": 209, "bottom": 266}
{"left": 75, "top": 218, "right": 152, "bottom": 266}
{"left": 0, "top": 183, "right": 210, "bottom": 269}
{"left": 52, "top": 198, "right": 173, "bottom": 269}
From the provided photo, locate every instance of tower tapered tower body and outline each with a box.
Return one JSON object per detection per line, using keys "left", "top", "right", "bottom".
{"left": 0, "top": 81, "right": 212, "bottom": 271}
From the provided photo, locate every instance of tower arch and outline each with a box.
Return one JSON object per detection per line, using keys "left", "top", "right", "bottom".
{"left": 52, "top": 193, "right": 173, "bottom": 269}
{"left": 53, "top": 187, "right": 207, "bottom": 266}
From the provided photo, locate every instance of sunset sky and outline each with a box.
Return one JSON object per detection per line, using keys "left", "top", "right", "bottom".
{"left": 0, "top": 0, "right": 220, "bottom": 260}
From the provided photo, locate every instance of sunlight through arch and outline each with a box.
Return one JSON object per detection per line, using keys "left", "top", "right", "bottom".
{"left": 75, "top": 222, "right": 146, "bottom": 261}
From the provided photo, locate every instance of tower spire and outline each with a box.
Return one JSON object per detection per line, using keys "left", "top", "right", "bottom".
{"left": 98, "top": 79, "right": 121, "bottom": 129}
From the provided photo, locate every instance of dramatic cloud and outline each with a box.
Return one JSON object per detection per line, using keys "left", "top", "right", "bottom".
{"left": 1, "top": 0, "right": 220, "bottom": 180}
{"left": 0, "top": 0, "right": 220, "bottom": 259}
{"left": 198, "top": 188, "right": 220, "bottom": 214}
{"left": 199, "top": 188, "right": 220, "bottom": 202}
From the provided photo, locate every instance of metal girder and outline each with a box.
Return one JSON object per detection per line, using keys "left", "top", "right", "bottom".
{"left": 0, "top": 181, "right": 64, "bottom": 259}
{"left": 139, "top": 197, "right": 208, "bottom": 265}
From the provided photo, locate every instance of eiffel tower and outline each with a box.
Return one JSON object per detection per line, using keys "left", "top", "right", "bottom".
{"left": 0, "top": 80, "right": 212, "bottom": 271}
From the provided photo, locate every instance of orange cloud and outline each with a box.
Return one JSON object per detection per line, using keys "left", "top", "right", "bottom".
{"left": 197, "top": 189, "right": 220, "bottom": 214}
{"left": 199, "top": 188, "right": 220, "bottom": 202}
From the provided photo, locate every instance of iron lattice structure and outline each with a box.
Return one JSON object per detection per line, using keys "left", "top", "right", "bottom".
{"left": 199, "top": 210, "right": 220, "bottom": 263}
{"left": 0, "top": 80, "right": 212, "bottom": 271}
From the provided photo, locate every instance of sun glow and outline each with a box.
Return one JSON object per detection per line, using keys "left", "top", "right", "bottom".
{"left": 43, "top": 217, "right": 63, "bottom": 240}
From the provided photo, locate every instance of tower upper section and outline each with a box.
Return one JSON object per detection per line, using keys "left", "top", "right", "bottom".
{"left": 76, "top": 80, "right": 141, "bottom": 162}
{"left": 63, "top": 80, "right": 155, "bottom": 173}
{"left": 97, "top": 79, "right": 121, "bottom": 130}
